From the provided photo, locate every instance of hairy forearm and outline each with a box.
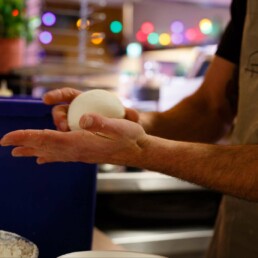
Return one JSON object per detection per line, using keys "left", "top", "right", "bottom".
{"left": 139, "top": 56, "right": 237, "bottom": 143}
{"left": 136, "top": 136, "right": 258, "bottom": 202}
{"left": 139, "top": 95, "right": 231, "bottom": 143}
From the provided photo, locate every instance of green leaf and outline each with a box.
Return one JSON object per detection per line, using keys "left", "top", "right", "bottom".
{"left": 6, "top": 22, "right": 25, "bottom": 38}
{"left": 0, "top": 0, "right": 38, "bottom": 42}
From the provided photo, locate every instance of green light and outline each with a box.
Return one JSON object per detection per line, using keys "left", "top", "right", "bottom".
{"left": 126, "top": 42, "right": 142, "bottom": 58}
{"left": 148, "top": 32, "right": 159, "bottom": 45}
{"left": 110, "top": 21, "right": 123, "bottom": 34}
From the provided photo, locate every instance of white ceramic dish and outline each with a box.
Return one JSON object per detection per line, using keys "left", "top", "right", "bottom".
{"left": 58, "top": 250, "right": 167, "bottom": 258}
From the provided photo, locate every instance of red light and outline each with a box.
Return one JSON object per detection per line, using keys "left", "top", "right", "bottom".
{"left": 12, "top": 9, "right": 19, "bottom": 17}
{"left": 141, "top": 22, "right": 154, "bottom": 34}
{"left": 195, "top": 31, "right": 205, "bottom": 42}
{"left": 185, "top": 29, "right": 197, "bottom": 41}
{"left": 185, "top": 28, "right": 205, "bottom": 43}
{"left": 136, "top": 30, "right": 148, "bottom": 43}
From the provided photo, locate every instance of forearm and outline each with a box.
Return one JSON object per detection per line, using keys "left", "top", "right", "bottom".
{"left": 2, "top": 109, "right": 257, "bottom": 202}
{"left": 139, "top": 95, "right": 231, "bottom": 143}
{"left": 136, "top": 135, "right": 258, "bottom": 202}
{"left": 140, "top": 56, "right": 237, "bottom": 143}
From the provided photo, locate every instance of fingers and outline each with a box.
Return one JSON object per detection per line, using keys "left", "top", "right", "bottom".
{"left": 43, "top": 87, "right": 82, "bottom": 105}
{"left": 0, "top": 128, "right": 102, "bottom": 164}
{"left": 36, "top": 157, "right": 58, "bottom": 165}
{"left": 12, "top": 146, "right": 37, "bottom": 157}
{"left": 12, "top": 146, "right": 46, "bottom": 164}
{"left": 52, "top": 104, "right": 70, "bottom": 131}
{"left": 43, "top": 88, "right": 82, "bottom": 131}
{"left": 37, "top": 157, "right": 48, "bottom": 165}
{"left": 1, "top": 130, "right": 30, "bottom": 146}
{"left": 1, "top": 129, "right": 61, "bottom": 148}
{"left": 125, "top": 107, "right": 139, "bottom": 123}
{"left": 79, "top": 114, "right": 123, "bottom": 139}
{"left": 11, "top": 149, "right": 61, "bottom": 165}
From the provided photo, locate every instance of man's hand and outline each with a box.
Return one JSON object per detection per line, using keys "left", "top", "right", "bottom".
{"left": 0, "top": 113, "right": 148, "bottom": 165}
{"left": 43, "top": 87, "right": 139, "bottom": 131}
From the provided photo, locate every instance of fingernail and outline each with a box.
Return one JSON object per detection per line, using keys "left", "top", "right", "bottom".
{"left": 81, "top": 116, "right": 93, "bottom": 129}
{"left": 37, "top": 158, "right": 46, "bottom": 165}
{"left": 12, "top": 150, "right": 22, "bottom": 157}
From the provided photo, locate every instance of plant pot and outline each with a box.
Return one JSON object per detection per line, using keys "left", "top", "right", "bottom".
{"left": 0, "top": 38, "right": 25, "bottom": 74}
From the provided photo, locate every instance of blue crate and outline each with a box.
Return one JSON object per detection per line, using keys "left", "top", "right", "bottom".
{"left": 0, "top": 97, "right": 97, "bottom": 258}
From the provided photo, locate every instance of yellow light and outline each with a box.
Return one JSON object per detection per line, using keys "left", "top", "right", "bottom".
{"left": 159, "top": 33, "right": 171, "bottom": 46}
{"left": 199, "top": 18, "right": 213, "bottom": 35}
{"left": 76, "top": 19, "right": 90, "bottom": 30}
{"left": 91, "top": 32, "right": 104, "bottom": 45}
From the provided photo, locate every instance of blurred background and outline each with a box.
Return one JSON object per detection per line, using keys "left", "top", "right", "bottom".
{"left": 0, "top": 0, "right": 230, "bottom": 101}
{"left": 0, "top": 1, "right": 231, "bottom": 257}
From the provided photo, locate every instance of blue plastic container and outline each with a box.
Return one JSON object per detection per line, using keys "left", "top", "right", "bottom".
{"left": 0, "top": 97, "right": 97, "bottom": 258}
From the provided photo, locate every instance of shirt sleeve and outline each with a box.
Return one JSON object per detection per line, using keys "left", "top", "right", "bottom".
{"left": 216, "top": 0, "right": 246, "bottom": 64}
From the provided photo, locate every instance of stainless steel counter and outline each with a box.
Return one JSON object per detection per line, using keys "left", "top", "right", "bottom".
{"left": 97, "top": 171, "right": 204, "bottom": 193}
{"left": 106, "top": 228, "right": 213, "bottom": 258}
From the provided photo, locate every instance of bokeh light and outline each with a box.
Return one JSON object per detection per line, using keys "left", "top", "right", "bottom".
{"left": 170, "top": 21, "right": 184, "bottom": 33}
{"left": 185, "top": 28, "right": 204, "bottom": 43}
{"left": 136, "top": 30, "right": 148, "bottom": 43}
{"left": 148, "top": 32, "right": 159, "bottom": 45}
{"left": 110, "top": 21, "right": 123, "bottom": 34}
{"left": 91, "top": 32, "right": 104, "bottom": 45}
{"left": 39, "top": 31, "right": 53, "bottom": 44}
{"left": 42, "top": 12, "right": 56, "bottom": 27}
{"left": 76, "top": 19, "right": 90, "bottom": 30}
{"left": 171, "top": 33, "right": 184, "bottom": 45}
{"left": 185, "top": 28, "right": 198, "bottom": 41}
{"left": 126, "top": 42, "right": 142, "bottom": 58}
{"left": 199, "top": 18, "right": 213, "bottom": 35}
{"left": 141, "top": 22, "right": 155, "bottom": 34}
{"left": 30, "top": 17, "right": 41, "bottom": 29}
{"left": 12, "top": 9, "right": 19, "bottom": 17}
{"left": 159, "top": 33, "right": 171, "bottom": 46}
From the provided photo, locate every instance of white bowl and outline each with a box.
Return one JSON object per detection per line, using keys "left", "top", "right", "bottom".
{"left": 58, "top": 250, "right": 167, "bottom": 258}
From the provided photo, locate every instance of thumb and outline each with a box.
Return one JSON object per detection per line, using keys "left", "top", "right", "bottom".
{"left": 125, "top": 107, "right": 139, "bottom": 123}
{"left": 79, "top": 113, "right": 120, "bottom": 138}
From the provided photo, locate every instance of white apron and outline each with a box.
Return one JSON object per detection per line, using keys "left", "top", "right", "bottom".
{"left": 206, "top": 1, "right": 258, "bottom": 257}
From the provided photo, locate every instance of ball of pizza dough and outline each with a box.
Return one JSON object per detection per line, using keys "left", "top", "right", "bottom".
{"left": 67, "top": 89, "right": 125, "bottom": 131}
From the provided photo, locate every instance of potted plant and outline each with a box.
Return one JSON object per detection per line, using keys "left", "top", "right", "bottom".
{"left": 0, "top": 0, "right": 38, "bottom": 74}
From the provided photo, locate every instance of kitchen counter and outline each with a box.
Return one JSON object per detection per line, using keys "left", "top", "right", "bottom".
{"left": 92, "top": 227, "right": 213, "bottom": 258}
{"left": 95, "top": 171, "right": 220, "bottom": 258}
{"left": 97, "top": 171, "right": 204, "bottom": 193}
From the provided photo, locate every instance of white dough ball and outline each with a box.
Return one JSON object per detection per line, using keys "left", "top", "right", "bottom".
{"left": 67, "top": 89, "right": 125, "bottom": 131}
